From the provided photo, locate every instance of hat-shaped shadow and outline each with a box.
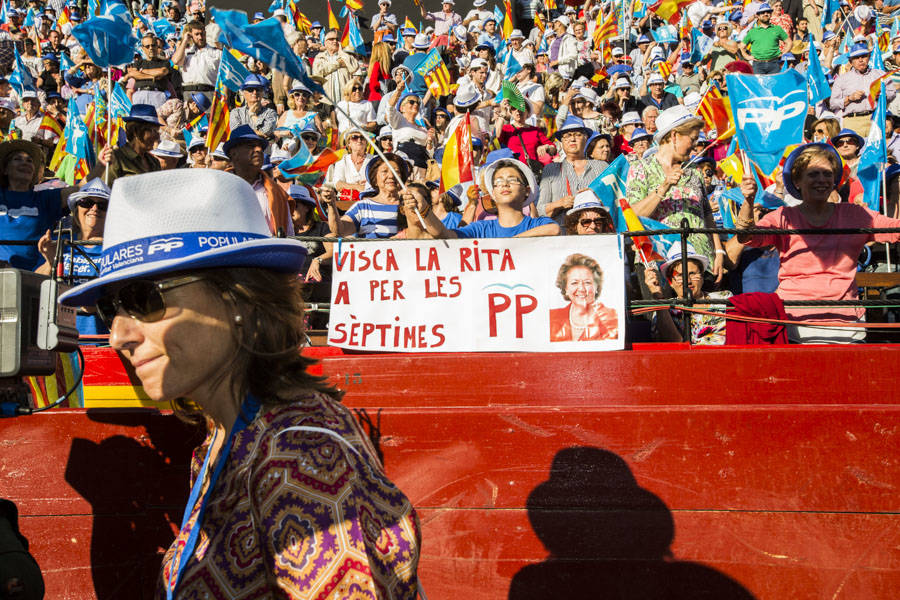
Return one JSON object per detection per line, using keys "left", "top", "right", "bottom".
{"left": 509, "top": 447, "right": 756, "bottom": 600}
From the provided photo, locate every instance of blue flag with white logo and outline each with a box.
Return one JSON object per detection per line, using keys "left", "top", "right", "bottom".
{"left": 858, "top": 83, "right": 887, "bottom": 212}
{"left": 726, "top": 70, "right": 808, "bottom": 176}
{"left": 109, "top": 82, "right": 131, "bottom": 119}
{"left": 151, "top": 18, "right": 176, "bottom": 40}
{"left": 64, "top": 96, "right": 94, "bottom": 166}
{"left": 806, "top": 36, "right": 830, "bottom": 106}
{"left": 71, "top": 3, "right": 136, "bottom": 67}
{"left": 212, "top": 9, "right": 321, "bottom": 94}
{"left": 276, "top": 142, "right": 314, "bottom": 179}
{"left": 217, "top": 49, "right": 252, "bottom": 93}
{"left": 690, "top": 29, "right": 714, "bottom": 64}
{"left": 9, "top": 46, "right": 35, "bottom": 96}
{"left": 588, "top": 154, "right": 631, "bottom": 231}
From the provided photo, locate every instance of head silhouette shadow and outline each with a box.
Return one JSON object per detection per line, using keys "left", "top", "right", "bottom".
{"left": 509, "top": 446, "right": 756, "bottom": 600}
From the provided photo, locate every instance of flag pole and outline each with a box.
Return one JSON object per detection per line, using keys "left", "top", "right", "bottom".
{"left": 882, "top": 167, "right": 892, "bottom": 270}
{"left": 105, "top": 67, "right": 111, "bottom": 185}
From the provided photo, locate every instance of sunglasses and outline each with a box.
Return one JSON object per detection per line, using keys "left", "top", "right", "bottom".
{"left": 95, "top": 275, "right": 206, "bottom": 329}
{"left": 348, "top": 134, "right": 365, "bottom": 141}
{"left": 578, "top": 217, "right": 607, "bottom": 228}
{"left": 76, "top": 198, "right": 108, "bottom": 210}
{"left": 351, "top": 86, "right": 363, "bottom": 91}
{"left": 835, "top": 139, "right": 858, "bottom": 147}
{"left": 301, "top": 134, "right": 318, "bottom": 141}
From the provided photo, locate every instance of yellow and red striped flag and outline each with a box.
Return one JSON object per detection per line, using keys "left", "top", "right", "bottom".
{"left": 534, "top": 13, "right": 544, "bottom": 33}
{"left": 619, "top": 197, "right": 663, "bottom": 263}
{"left": 657, "top": 60, "right": 673, "bottom": 80}
{"left": 649, "top": 0, "right": 693, "bottom": 24}
{"left": 870, "top": 70, "right": 899, "bottom": 107}
{"left": 695, "top": 86, "right": 734, "bottom": 138}
{"left": 441, "top": 113, "right": 474, "bottom": 193}
{"left": 593, "top": 9, "right": 618, "bottom": 47}
{"left": 346, "top": 0, "right": 364, "bottom": 11}
{"left": 416, "top": 48, "right": 452, "bottom": 97}
{"left": 404, "top": 17, "right": 417, "bottom": 32}
{"left": 206, "top": 89, "right": 230, "bottom": 152}
{"left": 39, "top": 114, "right": 63, "bottom": 138}
{"left": 503, "top": 0, "right": 514, "bottom": 38}
{"left": 327, "top": 0, "right": 340, "bottom": 31}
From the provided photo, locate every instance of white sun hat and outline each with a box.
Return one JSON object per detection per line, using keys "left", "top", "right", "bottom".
{"left": 659, "top": 243, "right": 709, "bottom": 279}
{"left": 67, "top": 178, "right": 111, "bottom": 212}
{"left": 150, "top": 139, "right": 184, "bottom": 158}
{"left": 59, "top": 170, "right": 308, "bottom": 307}
{"left": 653, "top": 104, "right": 703, "bottom": 144}
{"left": 481, "top": 157, "right": 538, "bottom": 206}
{"left": 566, "top": 189, "right": 610, "bottom": 216}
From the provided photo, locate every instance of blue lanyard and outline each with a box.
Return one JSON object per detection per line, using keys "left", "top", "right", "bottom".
{"left": 165, "top": 394, "right": 262, "bottom": 600}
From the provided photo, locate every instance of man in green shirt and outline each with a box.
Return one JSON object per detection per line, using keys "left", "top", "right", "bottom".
{"left": 739, "top": 3, "right": 789, "bottom": 74}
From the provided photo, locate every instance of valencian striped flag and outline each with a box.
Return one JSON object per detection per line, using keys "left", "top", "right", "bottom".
{"left": 869, "top": 70, "right": 898, "bottom": 108}
{"left": 649, "top": 0, "right": 692, "bottom": 25}
{"left": 206, "top": 63, "right": 230, "bottom": 151}
{"left": 657, "top": 60, "right": 673, "bottom": 79}
{"left": 416, "top": 49, "right": 452, "bottom": 97}
{"left": 502, "top": 0, "right": 513, "bottom": 38}
{"left": 696, "top": 85, "right": 734, "bottom": 138}
{"left": 593, "top": 8, "right": 618, "bottom": 47}
{"left": 440, "top": 113, "right": 474, "bottom": 193}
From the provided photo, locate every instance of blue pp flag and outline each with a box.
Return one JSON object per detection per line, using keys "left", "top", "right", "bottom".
{"left": 347, "top": 13, "right": 365, "bottom": 55}
{"left": 821, "top": 0, "right": 840, "bottom": 30}
{"left": 690, "top": 29, "right": 713, "bottom": 64}
{"left": 23, "top": 7, "right": 34, "bottom": 27}
{"left": 212, "top": 9, "right": 320, "bottom": 93}
{"left": 9, "top": 46, "right": 35, "bottom": 96}
{"left": 653, "top": 24, "right": 678, "bottom": 44}
{"left": 806, "top": 36, "right": 830, "bottom": 105}
{"left": 64, "top": 97, "right": 95, "bottom": 166}
{"left": 217, "top": 50, "right": 252, "bottom": 93}
{"left": 151, "top": 18, "right": 176, "bottom": 39}
{"left": 588, "top": 154, "right": 631, "bottom": 231}
{"left": 726, "top": 70, "right": 808, "bottom": 176}
{"left": 503, "top": 51, "right": 522, "bottom": 77}
{"left": 858, "top": 83, "right": 887, "bottom": 212}
{"left": 109, "top": 82, "right": 131, "bottom": 119}
{"left": 639, "top": 216, "right": 680, "bottom": 256}
{"left": 71, "top": 5, "right": 137, "bottom": 68}
{"left": 493, "top": 5, "right": 504, "bottom": 25}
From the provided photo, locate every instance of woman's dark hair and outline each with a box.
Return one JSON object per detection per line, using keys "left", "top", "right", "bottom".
{"left": 170, "top": 267, "right": 342, "bottom": 422}
{"left": 564, "top": 208, "right": 613, "bottom": 235}
{"left": 555, "top": 253, "right": 604, "bottom": 301}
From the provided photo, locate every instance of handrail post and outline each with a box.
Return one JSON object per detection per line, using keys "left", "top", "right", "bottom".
{"left": 680, "top": 218, "right": 692, "bottom": 343}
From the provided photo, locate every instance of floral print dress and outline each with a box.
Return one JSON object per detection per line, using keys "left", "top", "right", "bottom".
{"left": 626, "top": 156, "right": 716, "bottom": 268}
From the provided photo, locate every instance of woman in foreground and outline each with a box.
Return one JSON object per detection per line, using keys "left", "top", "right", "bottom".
{"left": 737, "top": 143, "right": 900, "bottom": 343}
{"left": 59, "top": 170, "right": 421, "bottom": 599}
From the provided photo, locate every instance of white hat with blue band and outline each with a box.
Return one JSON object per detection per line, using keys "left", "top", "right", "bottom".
{"left": 58, "top": 170, "right": 308, "bottom": 307}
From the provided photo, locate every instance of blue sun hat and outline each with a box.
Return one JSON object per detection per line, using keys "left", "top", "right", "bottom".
{"left": 223, "top": 124, "right": 267, "bottom": 155}
{"left": 848, "top": 43, "right": 871, "bottom": 59}
{"left": 781, "top": 142, "right": 843, "bottom": 199}
{"left": 553, "top": 116, "right": 593, "bottom": 140}
{"left": 58, "top": 170, "right": 308, "bottom": 307}
{"left": 67, "top": 178, "right": 111, "bottom": 212}
{"left": 190, "top": 92, "right": 211, "bottom": 113}
{"left": 123, "top": 104, "right": 161, "bottom": 125}
{"left": 831, "top": 128, "right": 864, "bottom": 148}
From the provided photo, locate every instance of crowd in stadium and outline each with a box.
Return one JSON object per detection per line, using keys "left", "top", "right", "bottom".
{"left": 1, "top": 0, "right": 900, "bottom": 345}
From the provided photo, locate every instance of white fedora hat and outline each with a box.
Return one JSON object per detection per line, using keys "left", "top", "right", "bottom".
{"left": 67, "top": 178, "right": 111, "bottom": 212}
{"left": 566, "top": 189, "right": 610, "bottom": 216}
{"left": 653, "top": 104, "right": 703, "bottom": 144}
{"left": 59, "top": 170, "right": 308, "bottom": 307}
{"left": 150, "top": 139, "right": 185, "bottom": 158}
{"left": 659, "top": 243, "right": 709, "bottom": 279}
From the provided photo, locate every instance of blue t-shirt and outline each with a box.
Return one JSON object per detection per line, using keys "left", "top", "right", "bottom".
{"left": 0, "top": 188, "right": 64, "bottom": 270}
{"left": 453, "top": 215, "right": 556, "bottom": 238}
{"left": 441, "top": 211, "right": 462, "bottom": 229}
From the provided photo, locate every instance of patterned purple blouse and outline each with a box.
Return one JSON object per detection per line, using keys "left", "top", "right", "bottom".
{"left": 156, "top": 393, "right": 421, "bottom": 599}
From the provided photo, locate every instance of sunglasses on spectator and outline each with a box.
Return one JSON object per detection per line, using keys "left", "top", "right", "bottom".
{"left": 348, "top": 134, "right": 365, "bottom": 141}
{"left": 578, "top": 217, "right": 607, "bottom": 228}
{"left": 835, "top": 139, "right": 858, "bottom": 147}
{"left": 76, "top": 198, "right": 108, "bottom": 211}
{"left": 671, "top": 272, "right": 703, "bottom": 281}
{"left": 95, "top": 275, "right": 205, "bottom": 329}
{"left": 301, "top": 134, "right": 318, "bottom": 141}
{"left": 814, "top": 128, "right": 829, "bottom": 135}
{"left": 351, "top": 86, "right": 363, "bottom": 91}
{"left": 291, "top": 91, "right": 309, "bottom": 96}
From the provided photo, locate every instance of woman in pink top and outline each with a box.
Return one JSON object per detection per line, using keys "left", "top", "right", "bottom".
{"left": 736, "top": 143, "right": 900, "bottom": 343}
{"left": 494, "top": 96, "right": 557, "bottom": 167}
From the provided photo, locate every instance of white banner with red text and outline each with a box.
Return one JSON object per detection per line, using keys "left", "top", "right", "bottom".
{"left": 327, "top": 235, "right": 626, "bottom": 352}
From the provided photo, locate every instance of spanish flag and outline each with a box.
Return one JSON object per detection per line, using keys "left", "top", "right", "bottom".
{"left": 619, "top": 198, "right": 662, "bottom": 263}
{"left": 39, "top": 114, "right": 63, "bottom": 138}
{"left": 503, "top": 0, "right": 514, "bottom": 38}
{"left": 327, "top": 0, "right": 340, "bottom": 31}
{"left": 649, "top": 0, "right": 693, "bottom": 25}
{"left": 440, "top": 113, "right": 474, "bottom": 193}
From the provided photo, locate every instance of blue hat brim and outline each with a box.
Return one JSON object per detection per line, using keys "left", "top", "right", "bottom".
{"left": 782, "top": 142, "right": 842, "bottom": 199}
{"left": 123, "top": 115, "right": 162, "bottom": 125}
{"left": 59, "top": 238, "right": 308, "bottom": 307}
{"left": 553, "top": 126, "right": 593, "bottom": 141}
